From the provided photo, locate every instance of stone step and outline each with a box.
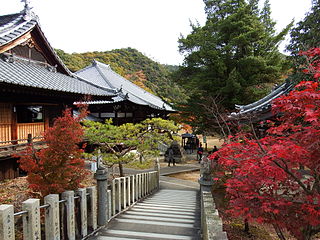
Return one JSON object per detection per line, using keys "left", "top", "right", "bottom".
{"left": 118, "top": 213, "right": 196, "bottom": 223}
{"left": 100, "top": 220, "right": 200, "bottom": 237}
{"left": 114, "top": 218, "right": 197, "bottom": 228}
{"left": 132, "top": 204, "right": 198, "bottom": 212}
{"left": 98, "top": 229, "right": 197, "bottom": 240}
{"left": 124, "top": 211, "right": 197, "bottom": 220}
{"left": 92, "top": 189, "right": 201, "bottom": 240}
{"left": 95, "top": 236, "right": 141, "bottom": 240}
{"left": 129, "top": 207, "right": 198, "bottom": 216}
{"left": 142, "top": 200, "right": 198, "bottom": 207}
{"left": 143, "top": 199, "right": 197, "bottom": 205}
{"left": 136, "top": 202, "right": 199, "bottom": 210}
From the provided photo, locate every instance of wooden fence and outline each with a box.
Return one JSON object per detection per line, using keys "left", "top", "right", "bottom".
{"left": 0, "top": 170, "right": 159, "bottom": 240}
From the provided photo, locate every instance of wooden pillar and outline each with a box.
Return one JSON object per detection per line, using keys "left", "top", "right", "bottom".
{"left": 11, "top": 106, "right": 17, "bottom": 144}
{"left": 44, "top": 106, "right": 50, "bottom": 131}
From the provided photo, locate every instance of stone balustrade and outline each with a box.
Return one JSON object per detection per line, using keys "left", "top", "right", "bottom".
{"left": 201, "top": 191, "right": 228, "bottom": 240}
{"left": 199, "top": 157, "right": 228, "bottom": 240}
{"left": 0, "top": 170, "right": 159, "bottom": 240}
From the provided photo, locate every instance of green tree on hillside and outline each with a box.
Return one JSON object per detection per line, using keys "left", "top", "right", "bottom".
{"left": 175, "top": 0, "right": 292, "bottom": 133}
{"left": 56, "top": 48, "right": 186, "bottom": 104}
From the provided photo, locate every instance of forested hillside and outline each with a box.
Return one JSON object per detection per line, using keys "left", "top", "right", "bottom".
{"left": 56, "top": 48, "right": 186, "bottom": 103}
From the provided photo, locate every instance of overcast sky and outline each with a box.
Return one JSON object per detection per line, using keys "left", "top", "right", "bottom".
{"left": 1, "top": 0, "right": 313, "bottom": 65}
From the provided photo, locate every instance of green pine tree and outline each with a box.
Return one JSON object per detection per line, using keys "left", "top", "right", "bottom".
{"left": 287, "top": 1, "right": 320, "bottom": 56}
{"left": 175, "top": 0, "right": 292, "bottom": 133}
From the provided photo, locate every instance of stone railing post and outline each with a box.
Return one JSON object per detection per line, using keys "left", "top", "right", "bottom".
{"left": 137, "top": 174, "right": 142, "bottom": 199}
{"left": 111, "top": 179, "right": 116, "bottom": 216}
{"left": 61, "top": 191, "right": 75, "bottom": 240}
{"left": 145, "top": 173, "right": 148, "bottom": 195}
{"left": 147, "top": 173, "right": 150, "bottom": 194}
{"left": 141, "top": 173, "right": 145, "bottom": 197}
{"left": 87, "top": 187, "right": 97, "bottom": 231}
{"left": 94, "top": 164, "right": 108, "bottom": 226}
{"left": 114, "top": 178, "right": 121, "bottom": 213}
{"left": 121, "top": 177, "right": 127, "bottom": 209}
{"left": 44, "top": 194, "right": 60, "bottom": 240}
{"left": 154, "top": 157, "right": 160, "bottom": 189}
{"left": 198, "top": 157, "right": 214, "bottom": 192}
{"left": 130, "top": 175, "right": 135, "bottom": 203}
{"left": 107, "top": 190, "right": 112, "bottom": 220}
{"left": 76, "top": 188, "right": 88, "bottom": 237}
{"left": 0, "top": 205, "right": 14, "bottom": 240}
{"left": 22, "top": 199, "right": 41, "bottom": 240}
{"left": 135, "top": 174, "right": 139, "bottom": 201}
{"left": 126, "top": 176, "right": 131, "bottom": 206}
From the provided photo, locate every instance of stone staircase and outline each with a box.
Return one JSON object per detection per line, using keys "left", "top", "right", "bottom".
{"left": 91, "top": 189, "right": 201, "bottom": 240}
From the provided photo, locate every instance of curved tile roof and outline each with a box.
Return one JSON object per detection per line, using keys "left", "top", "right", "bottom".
{"left": 0, "top": 9, "right": 116, "bottom": 98}
{"left": 0, "top": 54, "right": 116, "bottom": 96}
{"left": 76, "top": 60, "right": 175, "bottom": 112}
{"left": 0, "top": 9, "right": 73, "bottom": 75}
{"left": 230, "top": 81, "right": 294, "bottom": 118}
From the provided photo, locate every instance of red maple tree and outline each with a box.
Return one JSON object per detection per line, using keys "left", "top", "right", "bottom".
{"left": 19, "top": 108, "right": 88, "bottom": 196}
{"left": 211, "top": 48, "right": 320, "bottom": 240}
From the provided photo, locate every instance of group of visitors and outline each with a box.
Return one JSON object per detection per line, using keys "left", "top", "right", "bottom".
{"left": 167, "top": 139, "right": 219, "bottom": 166}
{"left": 197, "top": 144, "right": 218, "bottom": 162}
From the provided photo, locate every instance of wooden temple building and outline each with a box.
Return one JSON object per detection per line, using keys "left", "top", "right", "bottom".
{"left": 75, "top": 60, "right": 175, "bottom": 125}
{"left": 0, "top": 5, "right": 175, "bottom": 181}
{"left": 0, "top": 7, "right": 116, "bottom": 180}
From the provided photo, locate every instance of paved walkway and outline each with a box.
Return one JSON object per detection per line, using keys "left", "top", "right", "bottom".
{"left": 115, "top": 163, "right": 200, "bottom": 177}
{"left": 90, "top": 162, "right": 201, "bottom": 240}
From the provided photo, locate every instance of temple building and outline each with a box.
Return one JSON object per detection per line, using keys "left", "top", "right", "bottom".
{"left": 75, "top": 60, "right": 175, "bottom": 125}
{"left": 0, "top": 6, "right": 116, "bottom": 180}
{"left": 0, "top": 4, "right": 176, "bottom": 181}
{"left": 229, "top": 81, "right": 294, "bottom": 137}
{"left": 230, "top": 81, "right": 294, "bottom": 122}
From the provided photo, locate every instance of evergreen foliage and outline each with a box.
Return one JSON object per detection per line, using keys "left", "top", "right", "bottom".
{"left": 287, "top": 1, "right": 320, "bottom": 57}
{"left": 56, "top": 48, "right": 186, "bottom": 103}
{"left": 286, "top": 1, "right": 320, "bottom": 84}
{"left": 175, "top": 0, "right": 292, "bottom": 133}
{"left": 84, "top": 118, "right": 178, "bottom": 177}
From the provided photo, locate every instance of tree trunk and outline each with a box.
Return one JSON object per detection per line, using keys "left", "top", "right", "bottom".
{"left": 244, "top": 218, "right": 250, "bottom": 233}
{"left": 119, "top": 163, "right": 124, "bottom": 177}
{"left": 272, "top": 224, "right": 286, "bottom": 240}
{"left": 302, "top": 225, "right": 316, "bottom": 240}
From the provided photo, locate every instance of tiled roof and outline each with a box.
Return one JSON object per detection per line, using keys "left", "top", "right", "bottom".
{"left": 0, "top": 10, "right": 72, "bottom": 75}
{"left": 0, "top": 55, "right": 116, "bottom": 96}
{"left": 230, "top": 82, "right": 293, "bottom": 119}
{"left": 76, "top": 60, "right": 175, "bottom": 112}
{"left": 0, "top": 9, "right": 117, "bottom": 98}
{"left": 0, "top": 12, "right": 36, "bottom": 45}
{"left": 73, "top": 110, "right": 103, "bottom": 122}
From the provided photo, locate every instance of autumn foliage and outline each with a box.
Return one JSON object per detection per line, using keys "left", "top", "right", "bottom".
{"left": 211, "top": 48, "right": 320, "bottom": 240}
{"left": 19, "top": 108, "right": 87, "bottom": 196}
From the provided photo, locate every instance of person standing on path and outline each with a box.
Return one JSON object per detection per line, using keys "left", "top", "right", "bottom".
{"left": 197, "top": 144, "right": 204, "bottom": 163}
{"left": 167, "top": 147, "right": 175, "bottom": 167}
